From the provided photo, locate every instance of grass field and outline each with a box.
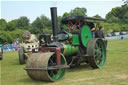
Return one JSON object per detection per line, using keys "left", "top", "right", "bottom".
{"left": 0, "top": 39, "right": 128, "bottom": 85}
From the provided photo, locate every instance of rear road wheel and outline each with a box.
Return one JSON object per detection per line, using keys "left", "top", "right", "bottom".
{"left": 87, "top": 38, "right": 106, "bottom": 68}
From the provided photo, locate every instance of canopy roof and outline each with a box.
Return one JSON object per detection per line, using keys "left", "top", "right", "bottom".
{"left": 61, "top": 16, "right": 106, "bottom": 24}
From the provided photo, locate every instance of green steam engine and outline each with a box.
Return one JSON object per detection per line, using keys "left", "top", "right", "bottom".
{"left": 25, "top": 7, "right": 106, "bottom": 82}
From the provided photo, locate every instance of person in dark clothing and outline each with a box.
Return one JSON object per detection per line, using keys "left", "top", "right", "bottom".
{"left": 95, "top": 26, "right": 107, "bottom": 48}
{"left": 95, "top": 26, "right": 105, "bottom": 38}
{"left": 86, "top": 22, "right": 96, "bottom": 38}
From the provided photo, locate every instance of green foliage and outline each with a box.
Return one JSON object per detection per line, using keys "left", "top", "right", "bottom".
{"left": 0, "top": 29, "right": 26, "bottom": 44}
{"left": 111, "top": 23, "right": 121, "bottom": 32}
{"left": 16, "top": 16, "right": 30, "bottom": 30}
{"left": 70, "top": 7, "right": 87, "bottom": 16}
{"left": 0, "top": 31, "right": 13, "bottom": 43}
{"left": 123, "top": 11, "right": 128, "bottom": 23}
{"left": 6, "top": 19, "right": 18, "bottom": 31}
{"left": 62, "top": 7, "right": 87, "bottom": 19}
{"left": 120, "top": 24, "right": 128, "bottom": 31}
{"left": 93, "top": 14, "right": 102, "bottom": 18}
{"left": 107, "top": 16, "right": 120, "bottom": 23}
{"left": 43, "top": 28, "right": 52, "bottom": 34}
{"left": 57, "top": 16, "right": 62, "bottom": 31}
{"left": 62, "top": 12, "right": 71, "bottom": 19}
{"left": 106, "top": 4, "right": 128, "bottom": 24}
{"left": 30, "top": 15, "right": 51, "bottom": 34}
{"left": 10, "top": 29, "right": 27, "bottom": 41}
{"left": 100, "top": 22, "right": 121, "bottom": 34}
{"left": 123, "top": 0, "right": 128, "bottom": 4}
{"left": 100, "top": 22, "right": 128, "bottom": 34}
{"left": 0, "top": 19, "right": 7, "bottom": 30}
{"left": 0, "top": 18, "right": 27, "bottom": 43}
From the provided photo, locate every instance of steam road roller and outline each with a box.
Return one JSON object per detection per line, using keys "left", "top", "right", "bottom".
{"left": 25, "top": 7, "right": 106, "bottom": 82}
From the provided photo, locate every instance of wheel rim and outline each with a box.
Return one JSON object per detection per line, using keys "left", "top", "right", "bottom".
{"left": 80, "top": 25, "right": 92, "bottom": 47}
{"left": 47, "top": 54, "right": 66, "bottom": 81}
{"left": 19, "top": 47, "right": 25, "bottom": 64}
{"left": 94, "top": 39, "right": 106, "bottom": 67}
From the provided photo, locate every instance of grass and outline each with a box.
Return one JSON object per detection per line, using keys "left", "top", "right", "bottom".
{"left": 0, "top": 39, "right": 128, "bottom": 85}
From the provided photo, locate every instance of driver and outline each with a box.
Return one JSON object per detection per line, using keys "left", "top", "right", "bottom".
{"left": 86, "top": 22, "right": 96, "bottom": 38}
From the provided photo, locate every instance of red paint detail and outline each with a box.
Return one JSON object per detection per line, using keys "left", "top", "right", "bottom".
{"left": 51, "top": 36, "right": 53, "bottom": 41}
{"left": 56, "top": 48, "right": 61, "bottom": 65}
{"left": 68, "top": 19, "right": 84, "bottom": 32}
{"left": 39, "top": 47, "right": 61, "bottom": 65}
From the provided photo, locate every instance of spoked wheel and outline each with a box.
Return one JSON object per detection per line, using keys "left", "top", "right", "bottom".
{"left": 87, "top": 38, "right": 106, "bottom": 68}
{"left": 25, "top": 52, "right": 67, "bottom": 82}
{"left": 47, "top": 54, "right": 66, "bottom": 81}
{"left": 18, "top": 47, "right": 26, "bottom": 64}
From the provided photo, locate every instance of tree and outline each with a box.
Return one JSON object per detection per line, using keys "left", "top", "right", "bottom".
{"left": 0, "top": 31, "right": 13, "bottom": 43}
{"left": 62, "top": 12, "right": 71, "bottom": 19}
{"left": 123, "top": 0, "right": 128, "bottom": 4}
{"left": 120, "top": 24, "right": 128, "bottom": 31}
{"left": 0, "top": 19, "right": 7, "bottom": 30}
{"left": 112, "top": 23, "right": 121, "bottom": 32}
{"left": 62, "top": 7, "right": 87, "bottom": 18}
{"left": 93, "top": 14, "right": 102, "bottom": 18}
{"left": 123, "top": 11, "right": 128, "bottom": 23}
{"left": 107, "top": 16, "right": 120, "bottom": 23}
{"left": 30, "top": 15, "right": 51, "bottom": 34}
{"left": 6, "top": 19, "right": 18, "bottom": 31}
{"left": 70, "top": 7, "right": 87, "bottom": 16}
{"left": 57, "top": 16, "right": 63, "bottom": 31}
{"left": 10, "top": 29, "right": 26, "bottom": 42}
{"left": 106, "top": 4, "right": 128, "bottom": 24}
{"left": 16, "top": 16, "right": 30, "bottom": 30}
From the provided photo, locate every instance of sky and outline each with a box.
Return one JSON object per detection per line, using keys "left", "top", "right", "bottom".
{"left": 1, "top": 0, "right": 124, "bottom": 22}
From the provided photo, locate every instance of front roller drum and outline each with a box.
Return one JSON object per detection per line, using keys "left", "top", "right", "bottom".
{"left": 25, "top": 52, "right": 67, "bottom": 82}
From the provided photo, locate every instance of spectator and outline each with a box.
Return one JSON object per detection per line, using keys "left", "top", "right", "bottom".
{"left": 121, "top": 35, "right": 124, "bottom": 40}
{"left": 95, "top": 26, "right": 107, "bottom": 48}
{"left": 86, "top": 22, "right": 96, "bottom": 38}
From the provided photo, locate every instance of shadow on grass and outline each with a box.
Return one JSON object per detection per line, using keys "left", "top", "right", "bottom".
{"left": 18, "top": 77, "right": 54, "bottom": 85}
{"left": 18, "top": 64, "right": 94, "bottom": 84}
{"left": 67, "top": 63, "right": 93, "bottom": 72}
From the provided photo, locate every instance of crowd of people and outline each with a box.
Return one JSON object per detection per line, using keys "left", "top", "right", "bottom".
{"left": 0, "top": 43, "right": 22, "bottom": 51}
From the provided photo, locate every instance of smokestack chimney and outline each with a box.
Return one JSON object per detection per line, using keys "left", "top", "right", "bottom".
{"left": 50, "top": 7, "right": 58, "bottom": 41}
